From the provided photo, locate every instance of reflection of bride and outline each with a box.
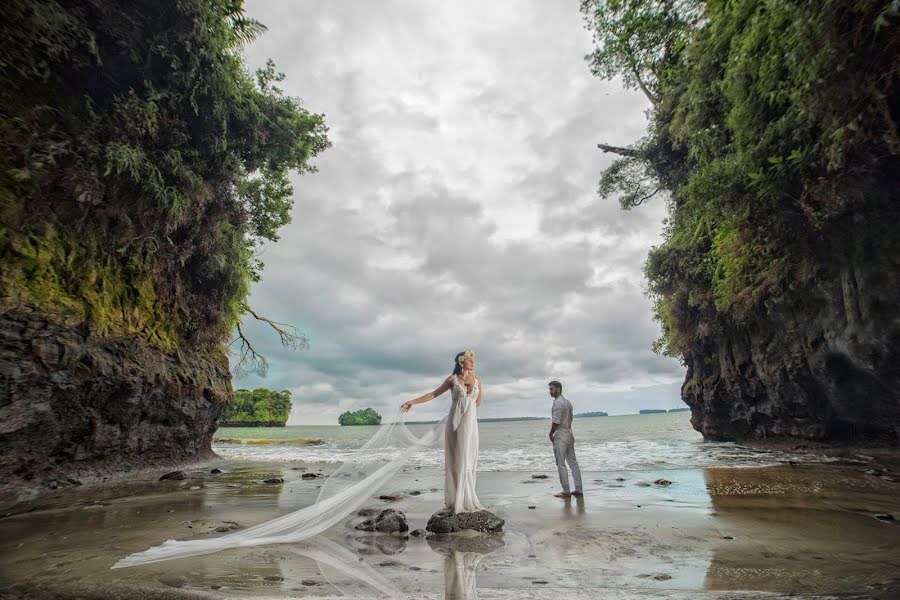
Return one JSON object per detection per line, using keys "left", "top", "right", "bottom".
{"left": 428, "top": 532, "right": 505, "bottom": 600}
{"left": 401, "top": 350, "right": 484, "bottom": 512}
{"left": 112, "top": 351, "right": 484, "bottom": 569}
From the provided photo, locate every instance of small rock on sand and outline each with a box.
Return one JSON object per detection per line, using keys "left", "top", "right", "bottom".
{"left": 159, "top": 471, "right": 185, "bottom": 481}
{"left": 654, "top": 478, "right": 672, "bottom": 486}
{"left": 301, "top": 472, "right": 321, "bottom": 480}
{"left": 531, "top": 474, "right": 549, "bottom": 479}
{"left": 263, "top": 477, "right": 283, "bottom": 484}
{"left": 210, "top": 468, "right": 222, "bottom": 474}
{"left": 410, "top": 528, "right": 426, "bottom": 537}
{"left": 379, "top": 494, "right": 404, "bottom": 502}
{"left": 214, "top": 521, "right": 240, "bottom": 532}
{"left": 654, "top": 574, "right": 672, "bottom": 581}
{"left": 874, "top": 513, "right": 894, "bottom": 522}
{"left": 356, "top": 509, "right": 409, "bottom": 533}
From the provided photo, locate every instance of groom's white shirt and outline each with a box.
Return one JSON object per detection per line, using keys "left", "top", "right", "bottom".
{"left": 551, "top": 395, "right": 574, "bottom": 429}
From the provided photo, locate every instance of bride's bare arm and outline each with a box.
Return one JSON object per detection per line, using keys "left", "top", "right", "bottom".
{"left": 401, "top": 376, "right": 453, "bottom": 412}
{"left": 476, "top": 376, "right": 483, "bottom": 408}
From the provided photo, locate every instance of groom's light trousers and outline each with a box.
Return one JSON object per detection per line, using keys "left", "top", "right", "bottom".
{"left": 552, "top": 428, "right": 582, "bottom": 494}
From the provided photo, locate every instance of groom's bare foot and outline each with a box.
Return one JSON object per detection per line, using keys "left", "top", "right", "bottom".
{"left": 554, "top": 491, "right": 571, "bottom": 498}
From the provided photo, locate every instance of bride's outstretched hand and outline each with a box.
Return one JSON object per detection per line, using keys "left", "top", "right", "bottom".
{"left": 400, "top": 401, "right": 413, "bottom": 413}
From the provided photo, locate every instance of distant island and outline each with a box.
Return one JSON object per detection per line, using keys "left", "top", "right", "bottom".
{"left": 220, "top": 388, "right": 292, "bottom": 427}
{"left": 639, "top": 409, "right": 667, "bottom": 415}
{"left": 575, "top": 411, "right": 608, "bottom": 418}
{"left": 668, "top": 407, "right": 690, "bottom": 413}
{"left": 338, "top": 408, "right": 382, "bottom": 426}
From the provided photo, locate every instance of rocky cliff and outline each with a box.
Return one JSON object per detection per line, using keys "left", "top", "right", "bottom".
{"left": 0, "top": 307, "right": 230, "bottom": 502}
{"left": 0, "top": 0, "right": 327, "bottom": 505}
{"left": 683, "top": 264, "right": 899, "bottom": 443}
{"left": 583, "top": 0, "right": 899, "bottom": 444}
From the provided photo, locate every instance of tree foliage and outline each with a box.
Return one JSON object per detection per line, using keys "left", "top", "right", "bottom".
{"left": 583, "top": 0, "right": 900, "bottom": 358}
{"left": 1, "top": 0, "right": 329, "bottom": 352}
{"left": 337, "top": 408, "right": 382, "bottom": 426}
{"left": 223, "top": 388, "right": 292, "bottom": 424}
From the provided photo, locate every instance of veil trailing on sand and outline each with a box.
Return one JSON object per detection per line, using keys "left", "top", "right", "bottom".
{"left": 112, "top": 411, "right": 447, "bottom": 569}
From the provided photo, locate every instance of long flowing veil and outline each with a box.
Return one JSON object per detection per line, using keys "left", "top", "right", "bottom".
{"left": 112, "top": 411, "right": 447, "bottom": 569}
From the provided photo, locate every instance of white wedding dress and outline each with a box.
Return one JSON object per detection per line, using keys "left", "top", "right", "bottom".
{"left": 113, "top": 375, "right": 484, "bottom": 569}
{"left": 445, "top": 375, "right": 484, "bottom": 512}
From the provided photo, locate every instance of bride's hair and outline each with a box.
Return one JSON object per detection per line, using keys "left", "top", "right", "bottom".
{"left": 453, "top": 351, "right": 466, "bottom": 376}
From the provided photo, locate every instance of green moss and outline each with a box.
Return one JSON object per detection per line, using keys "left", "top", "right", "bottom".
{"left": 584, "top": 0, "right": 899, "bottom": 355}
{"left": 1, "top": 0, "right": 328, "bottom": 353}
{"left": 1, "top": 221, "right": 181, "bottom": 348}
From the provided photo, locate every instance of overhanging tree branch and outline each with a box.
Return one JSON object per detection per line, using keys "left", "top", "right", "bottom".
{"left": 598, "top": 143, "right": 642, "bottom": 157}
{"left": 631, "top": 187, "right": 662, "bottom": 207}
{"left": 229, "top": 306, "right": 309, "bottom": 377}
{"left": 244, "top": 307, "right": 309, "bottom": 350}
{"left": 231, "top": 321, "right": 267, "bottom": 377}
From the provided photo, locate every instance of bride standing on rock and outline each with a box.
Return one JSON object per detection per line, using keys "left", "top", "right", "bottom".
{"left": 401, "top": 350, "right": 484, "bottom": 513}
{"left": 113, "top": 351, "right": 488, "bottom": 568}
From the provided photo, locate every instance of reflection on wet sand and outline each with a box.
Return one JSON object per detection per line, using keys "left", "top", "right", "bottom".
{"left": 702, "top": 465, "right": 900, "bottom": 596}
{"left": 427, "top": 533, "right": 505, "bottom": 600}
{"left": 561, "top": 494, "right": 586, "bottom": 518}
{"left": 286, "top": 537, "right": 402, "bottom": 597}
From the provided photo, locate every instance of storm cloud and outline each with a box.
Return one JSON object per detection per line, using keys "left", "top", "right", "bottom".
{"left": 234, "top": 0, "right": 685, "bottom": 424}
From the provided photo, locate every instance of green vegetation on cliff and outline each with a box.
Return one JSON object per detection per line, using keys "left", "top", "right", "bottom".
{"left": 1, "top": 0, "right": 328, "bottom": 356}
{"left": 338, "top": 408, "right": 382, "bottom": 426}
{"left": 582, "top": 0, "right": 899, "bottom": 358}
{"left": 222, "top": 388, "right": 292, "bottom": 426}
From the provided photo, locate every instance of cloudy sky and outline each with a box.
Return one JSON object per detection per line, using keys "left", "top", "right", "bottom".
{"left": 234, "top": 0, "right": 685, "bottom": 424}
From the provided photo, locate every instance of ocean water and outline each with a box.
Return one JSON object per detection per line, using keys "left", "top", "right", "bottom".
{"left": 212, "top": 413, "right": 844, "bottom": 472}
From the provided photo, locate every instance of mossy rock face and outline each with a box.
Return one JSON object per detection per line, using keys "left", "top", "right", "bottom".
{"left": 0, "top": 307, "right": 231, "bottom": 508}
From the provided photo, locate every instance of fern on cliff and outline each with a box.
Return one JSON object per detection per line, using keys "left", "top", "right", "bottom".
{"left": 0, "top": 0, "right": 329, "bottom": 350}
{"left": 582, "top": 0, "right": 900, "bottom": 358}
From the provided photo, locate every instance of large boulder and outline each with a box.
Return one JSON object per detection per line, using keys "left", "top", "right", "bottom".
{"left": 425, "top": 508, "right": 504, "bottom": 534}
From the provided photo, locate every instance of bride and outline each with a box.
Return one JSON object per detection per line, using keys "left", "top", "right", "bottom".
{"left": 112, "top": 350, "right": 484, "bottom": 568}
{"left": 401, "top": 350, "right": 483, "bottom": 513}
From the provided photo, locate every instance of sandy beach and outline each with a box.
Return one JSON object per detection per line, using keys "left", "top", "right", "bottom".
{"left": 1, "top": 458, "right": 898, "bottom": 600}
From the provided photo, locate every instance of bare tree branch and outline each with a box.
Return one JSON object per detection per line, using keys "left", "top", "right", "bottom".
{"left": 229, "top": 306, "right": 309, "bottom": 377}
{"left": 231, "top": 321, "right": 267, "bottom": 378}
{"left": 244, "top": 307, "right": 309, "bottom": 351}
{"left": 598, "top": 143, "right": 642, "bottom": 157}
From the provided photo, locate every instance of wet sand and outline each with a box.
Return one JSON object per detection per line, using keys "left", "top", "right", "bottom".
{"left": 1, "top": 461, "right": 898, "bottom": 599}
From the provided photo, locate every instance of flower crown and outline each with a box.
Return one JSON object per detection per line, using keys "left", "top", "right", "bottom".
{"left": 457, "top": 350, "right": 474, "bottom": 365}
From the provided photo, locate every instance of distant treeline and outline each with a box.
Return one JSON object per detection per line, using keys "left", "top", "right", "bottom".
{"left": 575, "top": 411, "right": 608, "bottom": 418}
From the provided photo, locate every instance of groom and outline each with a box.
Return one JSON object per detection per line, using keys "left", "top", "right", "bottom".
{"left": 548, "top": 380, "right": 583, "bottom": 498}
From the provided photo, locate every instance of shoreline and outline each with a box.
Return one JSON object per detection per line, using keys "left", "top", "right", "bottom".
{"left": 5, "top": 437, "right": 899, "bottom": 515}
{"left": 1, "top": 460, "right": 898, "bottom": 599}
